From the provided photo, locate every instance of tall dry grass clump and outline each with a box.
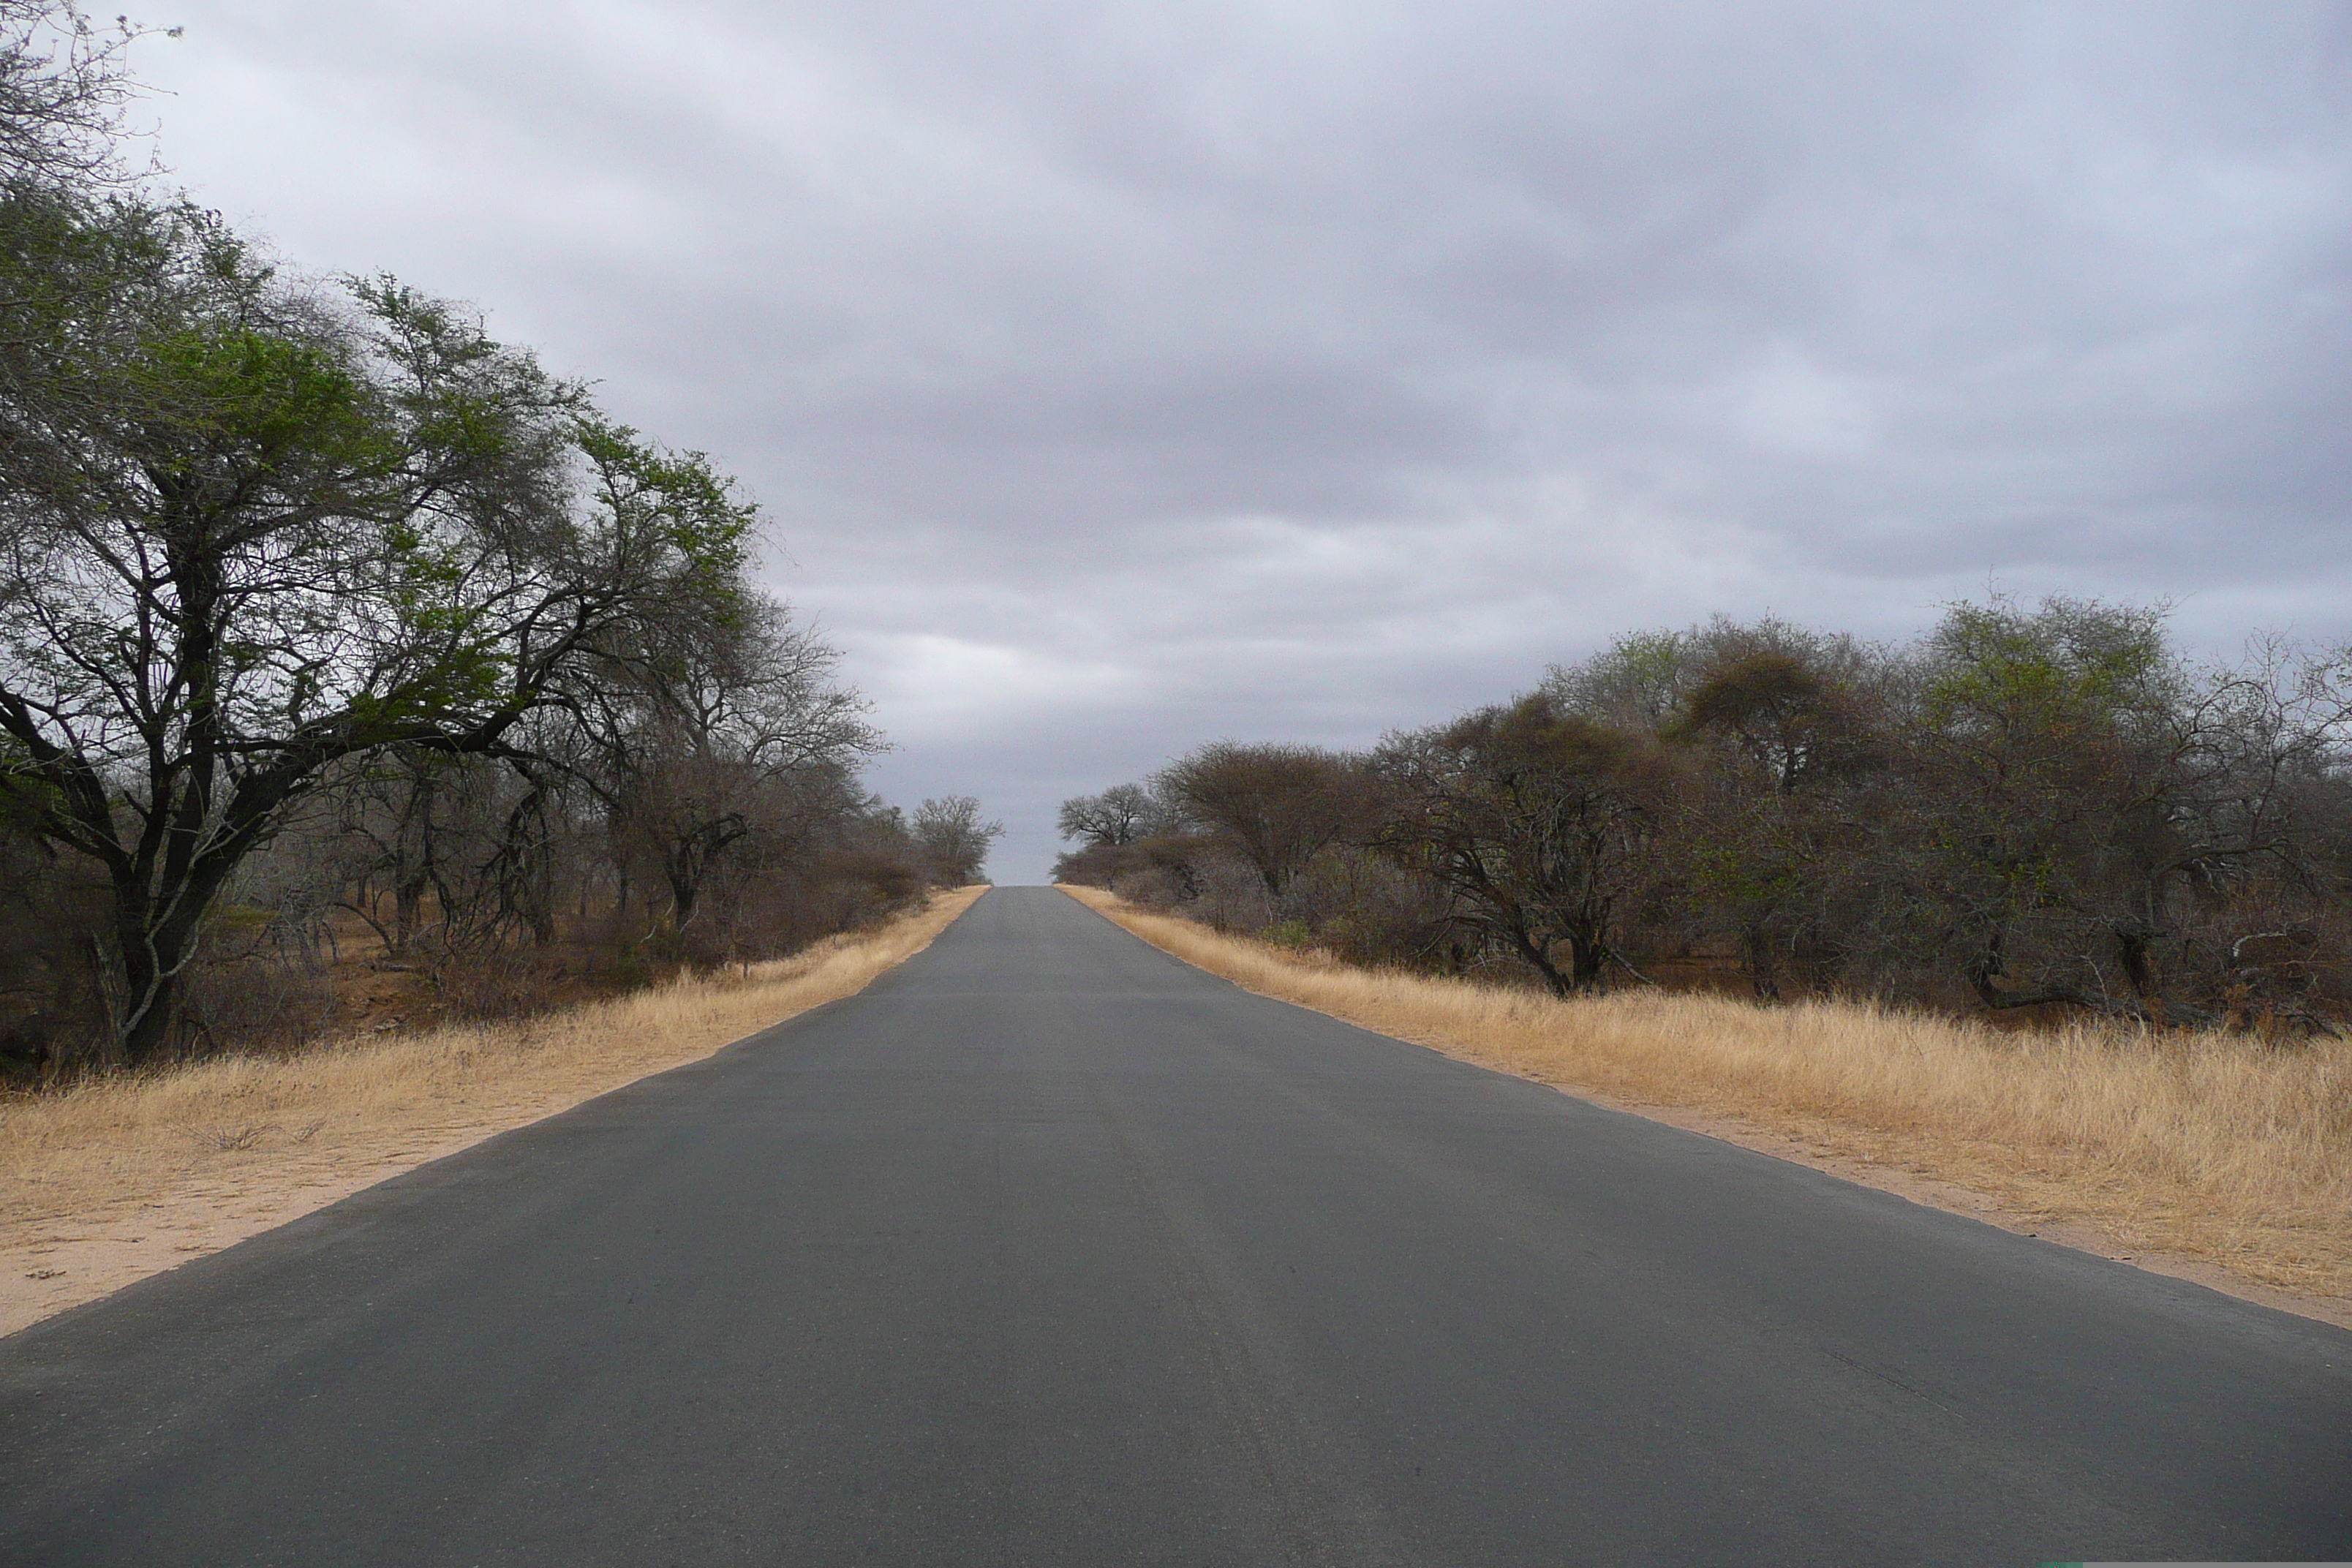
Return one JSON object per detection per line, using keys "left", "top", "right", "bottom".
{"left": 0, "top": 888, "right": 987, "bottom": 1335}
{"left": 1063, "top": 886, "right": 2352, "bottom": 1307}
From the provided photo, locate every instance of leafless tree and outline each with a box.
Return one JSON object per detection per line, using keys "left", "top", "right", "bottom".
{"left": 1056, "top": 781, "right": 1158, "bottom": 848}
{"left": 595, "top": 596, "right": 881, "bottom": 935}
{"left": 0, "top": 1, "right": 173, "bottom": 190}
{"left": 911, "top": 795, "right": 1003, "bottom": 886}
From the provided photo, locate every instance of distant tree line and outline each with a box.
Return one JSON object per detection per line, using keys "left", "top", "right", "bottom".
{"left": 1058, "top": 598, "right": 2352, "bottom": 1033}
{"left": 0, "top": 4, "right": 998, "bottom": 1076}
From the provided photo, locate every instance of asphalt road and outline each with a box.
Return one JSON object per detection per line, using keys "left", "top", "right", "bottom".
{"left": 3, "top": 886, "right": 2348, "bottom": 1566}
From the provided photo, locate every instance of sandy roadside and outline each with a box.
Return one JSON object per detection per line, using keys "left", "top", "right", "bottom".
{"left": 1, "top": 887, "right": 987, "bottom": 1338}
{"left": 1061, "top": 884, "right": 2352, "bottom": 1333}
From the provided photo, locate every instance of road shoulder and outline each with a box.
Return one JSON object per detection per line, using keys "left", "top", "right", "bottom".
{"left": 1060, "top": 884, "right": 2352, "bottom": 1333}
{"left": 0, "top": 888, "right": 988, "bottom": 1338}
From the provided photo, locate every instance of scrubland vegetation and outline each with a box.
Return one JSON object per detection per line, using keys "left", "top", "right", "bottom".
{"left": 0, "top": 4, "right": 1003, "bottom": 1082}
{"left": 1058, "top": 603, "right": 2352, "bottom": 1310}
{"left": 1060, "top": 600, "right": 2352, "bottom": 1033}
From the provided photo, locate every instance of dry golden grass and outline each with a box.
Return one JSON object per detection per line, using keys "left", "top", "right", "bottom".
{"left": 1063, "top": 886, "right": 2352, "bottom": 1315}
{"left": 0, "top": 886, "right": 987, "bottom": 1335}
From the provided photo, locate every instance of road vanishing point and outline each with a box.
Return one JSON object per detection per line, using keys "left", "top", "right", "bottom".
{"left": 2, "top": 886, "right": 2347, "bottom": 1565}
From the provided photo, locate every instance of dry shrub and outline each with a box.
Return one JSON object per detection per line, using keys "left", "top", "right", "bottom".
{"left": 1064, "top": 886, "right": 2352, "bottom": 1306}
{"left": 178, "top": 951, "right": 339, "bottom": 1055}
{"left": 1274, "top": 845, "right": 1455, "bottom": 968}
{"left": 424, "top": 949, "right": 580, "bottom": 1023}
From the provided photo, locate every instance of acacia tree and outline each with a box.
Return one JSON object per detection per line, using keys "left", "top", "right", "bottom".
{"left": 1667, "top": 648, "right": 1885, "bottom": 998}
{"left": 1896, "top": 598, "right": 2352, "bottom": 1025}
{"left": 0, "top": 195, "right": 758, "bottom": 1064}
{"left": 327, "top": 745, "right": 491, "bottom": 957}
{"left": 598, "top": 595, "right": 881, "bottom": 935}
{"left": 1154, "top": 742, "right": 1359, "bottom": 899}
{"left": 1055, "top": 781, "right": 1156, "bottom": 848}
{"left": 1673, "top": 652, "right": 1874, "bottom": 795}
{"left": 1379, "top": 695, "right": 1673, "bottom": 995}
{"left": 911, "top": 795, "right": 1003, "bottom": 886}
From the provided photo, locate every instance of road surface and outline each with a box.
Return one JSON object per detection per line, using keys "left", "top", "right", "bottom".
{"left": 3, "top": 886, "right": 2347, "bottom": 1564}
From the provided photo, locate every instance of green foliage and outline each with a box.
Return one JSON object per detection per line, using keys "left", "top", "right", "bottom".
{"left": 1130, "top": 598, "right": 2352, "bottom": 1030}
{"left": 1545, "top": 629, "right": 1692, "bottom": 730}
{"left": 573, "top": 411, "right": 757, "bottom": 581}
{"left": 137, "top": 325, "right": 377, "bottom": 468}
{"left": 0, "top": 176, "right": 778, "bottom": 1064}
{"left": 1922, "top": 594, "right": 2178, "bottom": 742}
{"left": 0, "top": 4, "right": 927, "bottom": 1076}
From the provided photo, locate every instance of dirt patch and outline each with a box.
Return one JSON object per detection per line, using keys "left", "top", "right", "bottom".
{"left": 0, "top": 889, "right": 987, "bottom": 1338}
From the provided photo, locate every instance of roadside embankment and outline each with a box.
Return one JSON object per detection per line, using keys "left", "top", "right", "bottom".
{"left": 0, "top": 887, "right": 987, "bottom": 1337}
{"left": 1061, "top": 885, "right": 2352, "bottom": 1325}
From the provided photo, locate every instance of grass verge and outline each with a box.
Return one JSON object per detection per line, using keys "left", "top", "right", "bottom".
{"left": 0, "top": 886, "right": 988, "bottom": 1337}
{"left": 1061, "top": 885, "right": 2352, "bottom": 1323}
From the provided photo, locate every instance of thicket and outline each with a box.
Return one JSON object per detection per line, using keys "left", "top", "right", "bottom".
{"left": 1058, "top": 600, "right": 2352, "bottom": 1033}
{"left": 0, "top": 4, "right": 998, "bottom": 1079}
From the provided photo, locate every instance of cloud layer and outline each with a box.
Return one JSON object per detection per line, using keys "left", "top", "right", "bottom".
{"left": 141, "top": 1, "right": 2352, "bottom": 878}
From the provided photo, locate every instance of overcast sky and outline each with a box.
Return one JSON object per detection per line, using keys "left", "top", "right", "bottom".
{"left": 136, "top": 1, "right": 2352, "bottom": 881}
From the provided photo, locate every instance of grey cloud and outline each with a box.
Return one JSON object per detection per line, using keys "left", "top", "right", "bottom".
{"left": 137, "top": 0, "right": 2352, "bottom": 878}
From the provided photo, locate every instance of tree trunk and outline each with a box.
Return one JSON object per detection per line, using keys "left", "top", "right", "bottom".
{"left": 104, "top": 884, "right": 210, "bottom": 1068}
{"left": 393, "top": 873, "right": 427, "bottom": 954}
{"left": 1741, "top": 921, "right": 1783, "bottom": 1002}
{"left": 1504, "top": 925, "right": 1575, "bottom": 998}
{"left": 665, "top": 843, "right": 703, "bottom": 931}
{"left": 1564, "top": 926, "right": 1609, "bottom": 991}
